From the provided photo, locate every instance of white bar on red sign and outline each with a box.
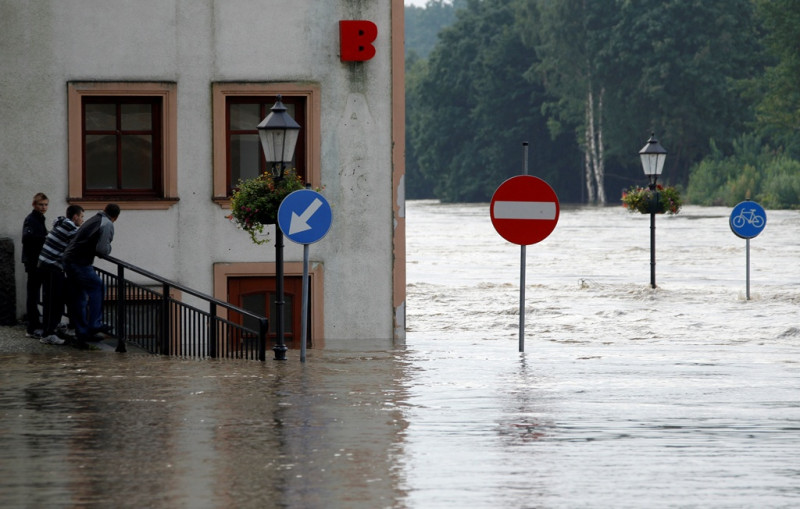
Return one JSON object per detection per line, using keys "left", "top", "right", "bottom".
{"left": 493, "top": 201, "right": 557, "bottom": 220}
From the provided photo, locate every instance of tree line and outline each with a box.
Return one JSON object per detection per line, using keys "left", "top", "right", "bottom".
{"left": 405, "top": 0, "right": 800, "bottom": 208}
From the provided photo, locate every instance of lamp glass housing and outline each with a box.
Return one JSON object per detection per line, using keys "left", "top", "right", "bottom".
{"left": 257, "top": 96, "right": 301, "bottom": 175}
{"left": 639, "top": 134, "right": 667, "bottom": 184}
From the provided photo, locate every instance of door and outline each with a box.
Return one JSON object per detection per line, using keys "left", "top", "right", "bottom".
{"left": 227, "top": 276, "right": 310, "bottom": 348}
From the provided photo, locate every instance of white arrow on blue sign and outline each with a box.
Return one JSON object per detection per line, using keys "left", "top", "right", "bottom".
{"left": 729, "top": 200, "right": 767, "bottom": 239}
{"left": 278, "top": 189, "right": 332, "bottom": 244}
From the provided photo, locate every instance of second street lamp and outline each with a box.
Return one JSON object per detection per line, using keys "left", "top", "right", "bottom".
{"left": 257, "top": 95, "right": 301, "bottom": 360}
{"left": 639, "top": 133, "right": 667, "bottom": 289}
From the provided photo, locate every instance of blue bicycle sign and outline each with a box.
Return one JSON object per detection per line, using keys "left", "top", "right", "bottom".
{"left": 730, "top": 201, "right": 767, "bottom": 239}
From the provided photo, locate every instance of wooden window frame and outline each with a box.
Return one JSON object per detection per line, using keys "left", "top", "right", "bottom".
{"left": 68, "top": 82, "right": 178, "bottom": 210}
{"left": 225, "top": 96, "right": 307, "bottom": 195}
{"left": 212, "top": 83, "right": 321, "bottom": 206}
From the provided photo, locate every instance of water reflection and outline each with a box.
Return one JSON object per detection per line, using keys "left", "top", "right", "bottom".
{"left": 0, "top": 350, "right": 410, "bottom": 508}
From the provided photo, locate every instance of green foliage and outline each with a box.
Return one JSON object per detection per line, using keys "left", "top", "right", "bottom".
{"left": 404, "top": 0, "right": 800, "bottom": 207}
{"left": 686, "top": 135, "right": 800, "bottom": 208}
{"left": 750, "top": 0, "right": 800, "bottom": 148}
{"left": 621, "top": 185, "right": 682, "bottom": 215}
{"left": 226, "top": 169, "right": 305, "bottom": 245}
{"left": 404, "top": 0, "right": 464, "bottom": 60}
{"left": 407, "top": 0, "right": 575, "bottom": 202}
{"left": 760, "top": 162, "right": 800, "bottom": 208}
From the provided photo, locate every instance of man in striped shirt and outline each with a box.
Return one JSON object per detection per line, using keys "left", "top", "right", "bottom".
{"left": 37, "top": 205, "right": 84, "bottom": 345}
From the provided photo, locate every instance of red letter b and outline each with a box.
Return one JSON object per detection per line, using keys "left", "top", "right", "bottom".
{"left": 340, "top": 20, "right": 378, "bottom": 61}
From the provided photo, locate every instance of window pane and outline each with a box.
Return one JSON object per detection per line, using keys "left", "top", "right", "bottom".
{"left": 85, "top": 104, "right": 116, "bottom": 130}
{"left": 231, "top": 134, "right": 260, "bottom": 183}
{"left": 230, "top": 103, "right": 260, "bottom": 131}
{"left": 121, "top": 103, "right": 152, "bottom": 130}
{"left": 283, "top": 103, "right": 296, "bottom": 120}
{"left": 121, "top": 135, "right": 153, "bottom": 189}
{"left": 85, "top": 134, "right": 118, "bottom": 189}
{"left": 241, "top": 293, "right": 266, "bottom": 333}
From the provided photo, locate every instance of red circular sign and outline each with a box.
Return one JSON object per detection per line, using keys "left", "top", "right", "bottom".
{"left": 490, "top": 175, "right": 560, "bottom": 245}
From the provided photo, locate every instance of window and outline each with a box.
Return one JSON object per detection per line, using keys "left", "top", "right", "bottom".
{"left": 226, "top": 96, "right": 306, "bottom": 195}
{"left": 68, "top": 82, "right": 178, "bottom": 209}
{"left": 83, "top": 97, "right": 162, "bottom": 197}
{"left": 212, "top": 83, "right": 320, "bottom": 203}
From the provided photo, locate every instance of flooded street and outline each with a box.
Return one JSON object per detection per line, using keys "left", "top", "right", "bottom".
{"left": 2, "top": 200, "right": 800, "bottom": 508}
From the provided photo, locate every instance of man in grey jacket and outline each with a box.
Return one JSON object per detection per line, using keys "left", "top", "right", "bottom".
{"left": 62, "top": 204, "right": 120, "bottom": 345}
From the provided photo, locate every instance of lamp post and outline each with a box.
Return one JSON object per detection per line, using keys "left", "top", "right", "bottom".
{"left": 639, "top": 133, "right": 667, "bottom": 289}
{"left": 257, "top": 95, "right": 301, "bottom": 360}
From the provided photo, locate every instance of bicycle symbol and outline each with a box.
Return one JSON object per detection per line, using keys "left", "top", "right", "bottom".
{"left": 732, "top": 208, "right": 765, "bottom": 229}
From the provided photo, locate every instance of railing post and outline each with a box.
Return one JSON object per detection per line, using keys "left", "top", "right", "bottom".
{"left": 115, "top": 265, "right": 127, "bottom": 352}
{"left": 209, "top": 302, "right": 218, "bottom": 359}
{"left": 161, "top": 283, "right": 170, "bottom": 355}
{"left": 259, "top": 317, "right": 268, "bottom": 362}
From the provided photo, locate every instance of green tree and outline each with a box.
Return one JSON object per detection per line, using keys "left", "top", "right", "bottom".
{"left": 407, "top": 0, "right": 575, "bottom": 202}
{"left": 406, "top": 0, "right": 766, "bottom": 204}
{"left": 750, "top": 0, "right": 800, "bottom": 154}
{"left": 521, "top": 0, "right": 620, "bottom": 204}
{"left": 606, "top": 0, "right": 762, "bottom": 186}
{"left": 405, "top": 0, "right": 464, "bottom": 60}
{"left": 686, "top": 135, "right": 800, "bottom": 208}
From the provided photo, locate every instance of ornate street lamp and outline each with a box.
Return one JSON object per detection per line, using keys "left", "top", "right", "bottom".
{"left": 257, "top": 95, "right": 301, "bottom": 360}
{"left": 639, "top": 133, "right": 667, "bottom": 289}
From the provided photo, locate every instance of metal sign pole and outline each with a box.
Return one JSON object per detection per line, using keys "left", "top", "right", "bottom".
{"left": 301, "top": 244, "right": 310, "bottom": 362}
{"left": 519, "top": 142, "right": 529, "bottom": 352}
{"left": 746, "top": 238, "right": 750, "bottom": 301}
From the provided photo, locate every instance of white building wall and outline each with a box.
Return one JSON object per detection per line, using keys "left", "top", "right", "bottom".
{"left": 0, "top": 0, "right": 403, "bottom": 343}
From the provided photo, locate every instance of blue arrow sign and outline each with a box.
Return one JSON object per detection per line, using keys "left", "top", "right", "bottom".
{"left": 278, "top": 189, "right": 332, "bottom": 244}
{"left": 729, "top": 201, "right": 767, "bottom": 239}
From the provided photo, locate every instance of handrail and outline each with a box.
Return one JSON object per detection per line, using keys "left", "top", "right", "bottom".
{"left": 97, "top": 254, "right": 269, "bottom": 361}
{"left": 101, "top": 254, "right": 248, "bottom": 316}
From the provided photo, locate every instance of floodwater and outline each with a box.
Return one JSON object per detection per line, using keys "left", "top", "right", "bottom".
{"left": 2, "top": 200, "right": 800, "bottom": 508}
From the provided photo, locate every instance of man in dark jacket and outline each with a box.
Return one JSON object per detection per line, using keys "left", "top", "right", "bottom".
{"left": 63, "top": 203, "right": 120, "bottom": 345}
{"left": 22, "top": 192, "right": 49, "bottom": 338}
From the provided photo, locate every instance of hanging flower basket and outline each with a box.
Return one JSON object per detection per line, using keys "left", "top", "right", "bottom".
{"left": 226, "top": 169, "right": 306, "bottom": 245}
{"left": 621, "top": 185, "right": 682, "bottom": 215}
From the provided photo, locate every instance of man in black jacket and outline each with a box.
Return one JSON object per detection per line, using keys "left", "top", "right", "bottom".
{"left": 21, "top": 192, "right": 49, "bottom": 338}
{"left": 63, "top": 203, "right": 120, "bottom": 345}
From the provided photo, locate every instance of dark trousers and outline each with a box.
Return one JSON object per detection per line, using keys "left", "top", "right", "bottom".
{"left": 64, "top": 263, "right": 104, "bottom": 338}
{"left": 40, "top": 264, "right": 68, "bottom": 336}
{"left": 24, "top": 263, "right": 43, "bottom": 333}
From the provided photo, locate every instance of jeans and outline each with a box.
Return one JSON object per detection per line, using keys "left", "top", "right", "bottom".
{"left": 64, "top": 262, "right": 104, "bottom": 338}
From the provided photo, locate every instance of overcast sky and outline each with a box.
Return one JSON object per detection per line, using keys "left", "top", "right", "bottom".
{"left": 405, "top": 0, "right": 449, "bottom": 7}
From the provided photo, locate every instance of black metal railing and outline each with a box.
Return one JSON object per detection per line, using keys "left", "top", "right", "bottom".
{"left": 95, "top": 254, "right": 269, "bottom": 361}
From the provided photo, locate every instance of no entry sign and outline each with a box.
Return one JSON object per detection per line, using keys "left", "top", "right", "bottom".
{"left": 490, "top": 175, "right": 559, "bottom": 245}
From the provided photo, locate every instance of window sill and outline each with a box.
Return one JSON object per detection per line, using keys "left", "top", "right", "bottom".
{"left": 68, "top": 198, "right": 180, "bottom": 210}
{"left": 213, "top": 197, "right": 232, "bottom": 209}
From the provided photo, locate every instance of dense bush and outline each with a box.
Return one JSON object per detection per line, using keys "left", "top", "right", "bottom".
{"left": 686, "top": 135, "right": 800, "bottom": 208}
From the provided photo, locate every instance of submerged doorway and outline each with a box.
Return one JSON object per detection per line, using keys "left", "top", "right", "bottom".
{"left": 228, "top": 276, "right": 311, "bottom": 349}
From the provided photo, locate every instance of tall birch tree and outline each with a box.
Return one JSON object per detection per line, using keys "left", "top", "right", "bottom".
{"left": 524, "top": 0, "right": 617, "bottom": 204}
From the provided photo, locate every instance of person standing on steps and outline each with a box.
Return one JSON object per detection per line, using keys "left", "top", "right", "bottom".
{"left": 22, "top": 192, "right": 49, "bottom": 339}
{"left": 37, "top": 205, "right": 85, "bottom": 345}
{"left": 62, "top": 204, "right": 120, "bottom": 346}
